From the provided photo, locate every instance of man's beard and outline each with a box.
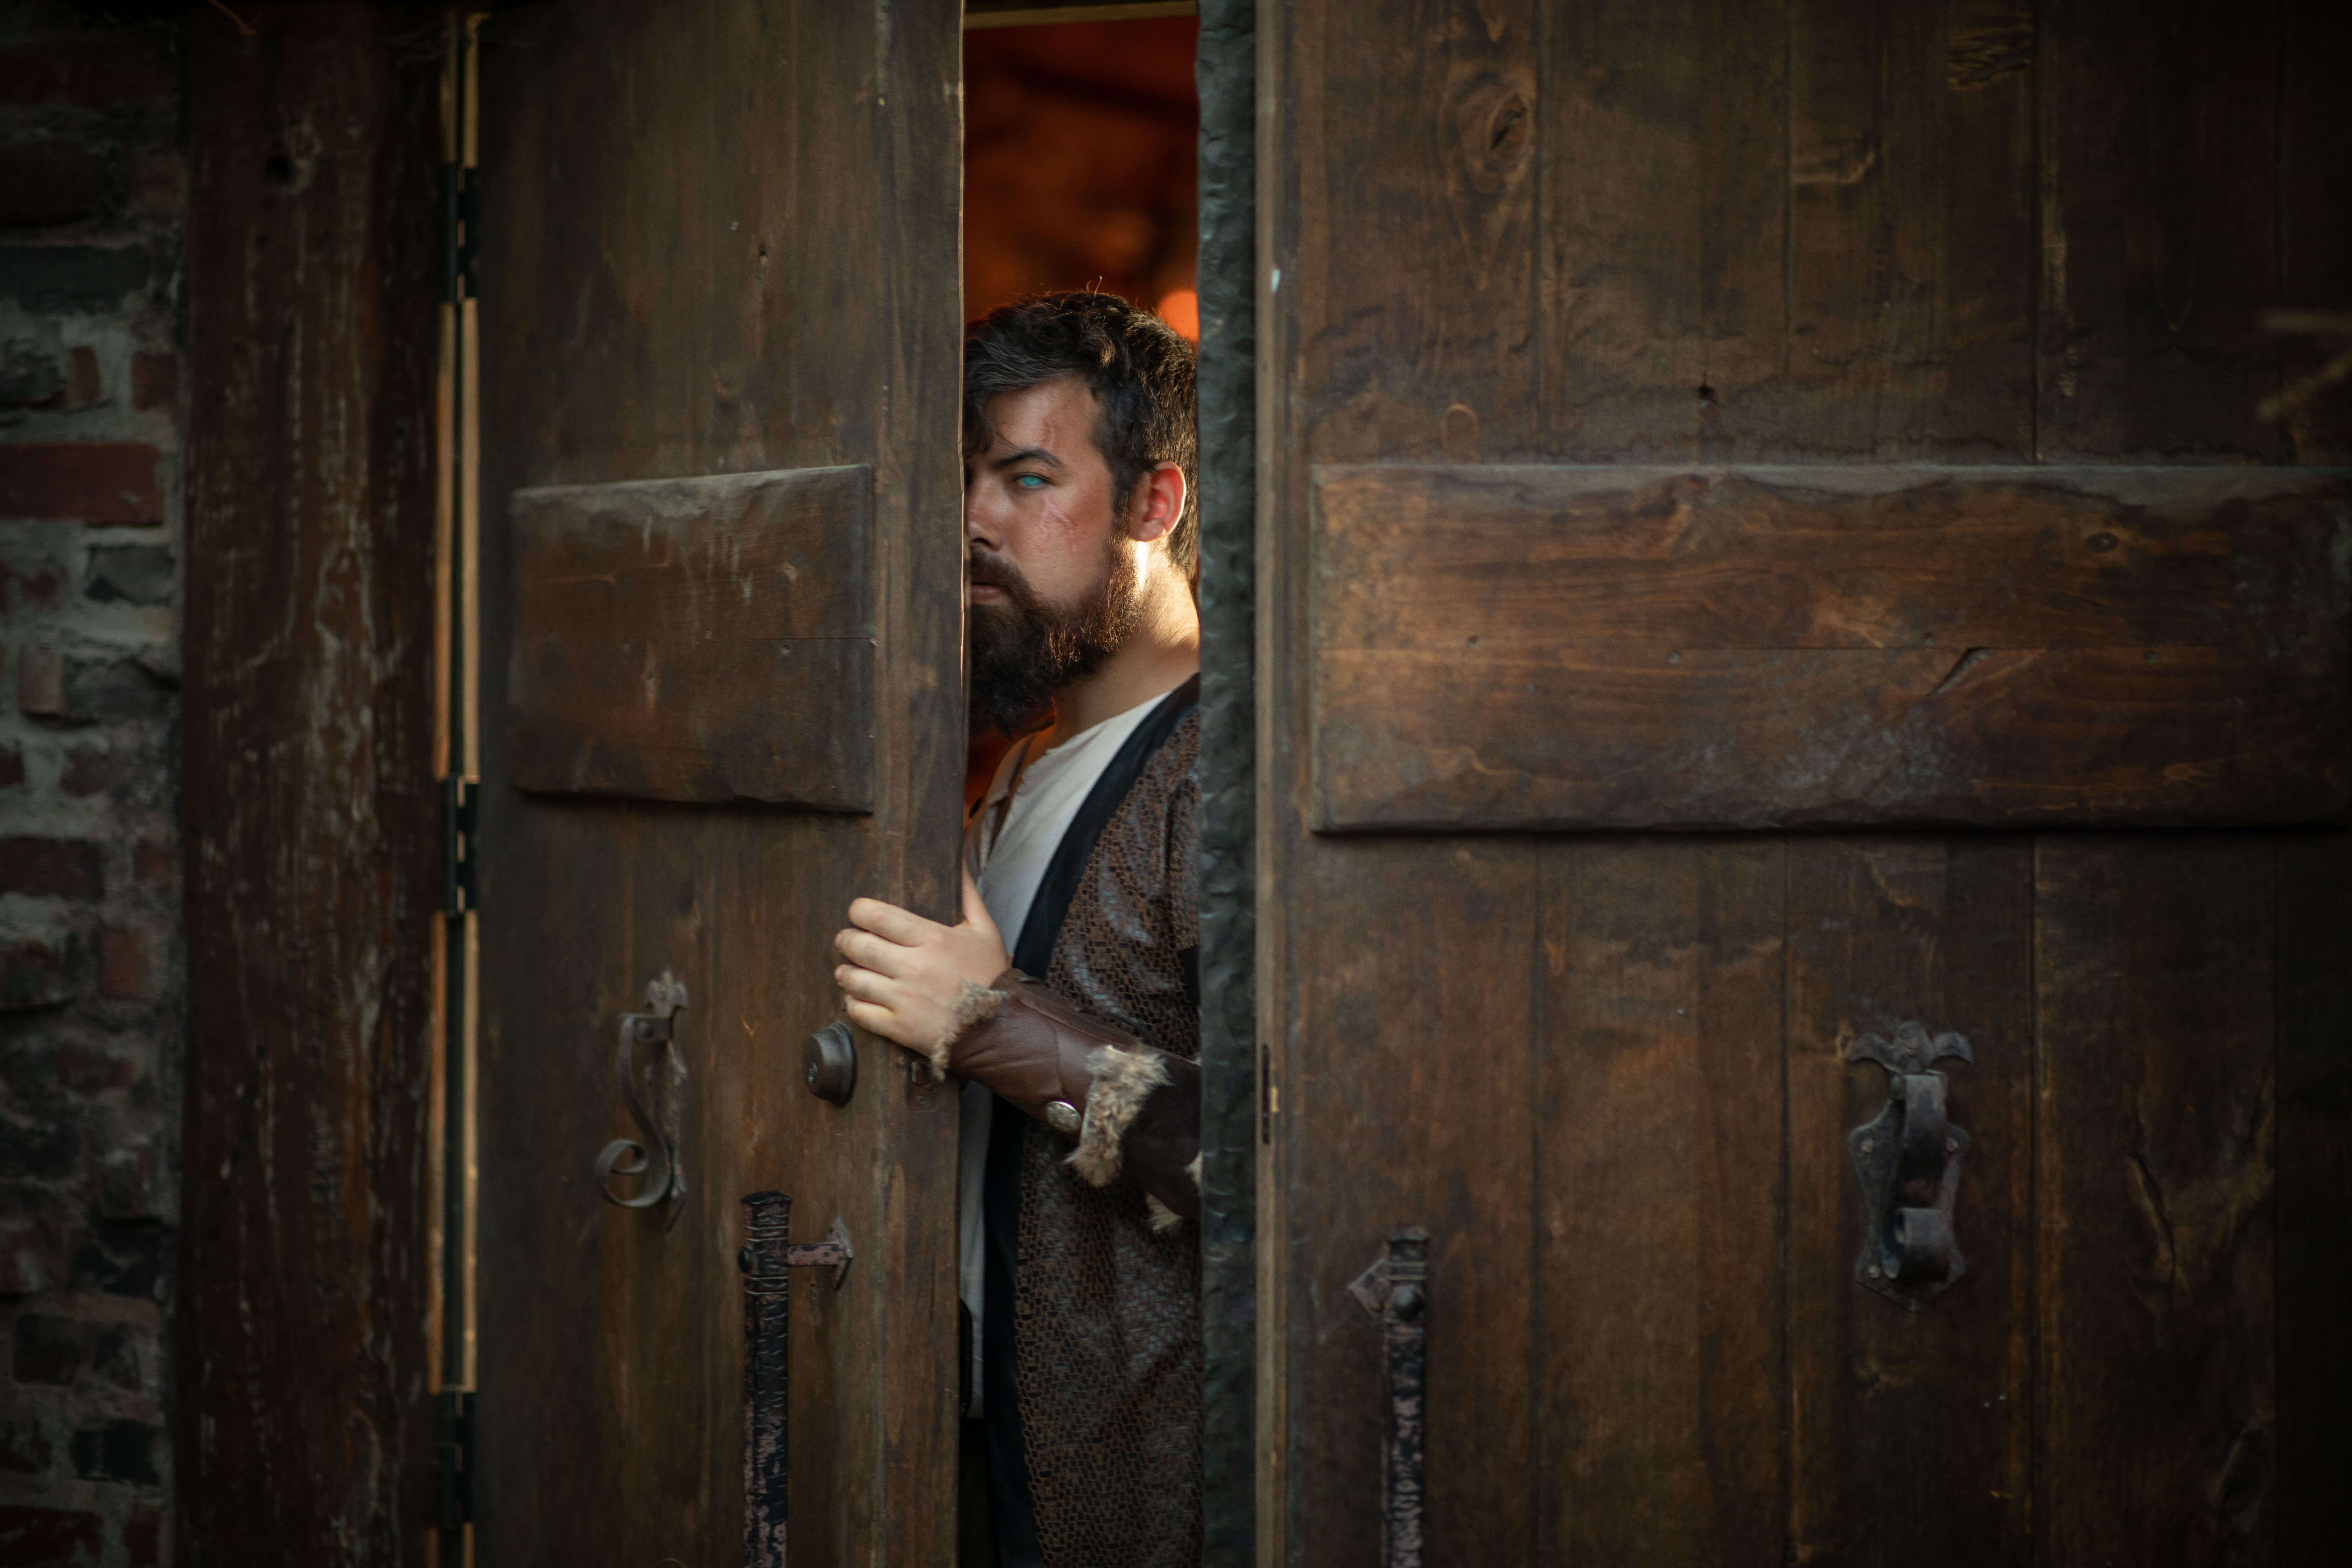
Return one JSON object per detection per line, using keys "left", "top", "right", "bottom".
{"left": 967, "top": 533, "right": 1141, "bottom": 736}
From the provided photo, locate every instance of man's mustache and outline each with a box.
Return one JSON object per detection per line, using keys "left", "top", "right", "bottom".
{"left": 966, "top": 551, "right": 1027, "bottom": 594}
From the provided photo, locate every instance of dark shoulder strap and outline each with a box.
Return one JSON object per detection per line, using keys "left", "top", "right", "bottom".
{"left": 1011, "top": 676, "right": 1200, "bottom": 976}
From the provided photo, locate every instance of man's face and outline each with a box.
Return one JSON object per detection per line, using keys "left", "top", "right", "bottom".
{"left": 963, "top": 374, "right": 1142, "bottom": 734}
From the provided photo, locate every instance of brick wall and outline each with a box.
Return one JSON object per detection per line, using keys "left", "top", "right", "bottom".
{"left": 0, "top": 4, "right": 185, "bottom": 1563}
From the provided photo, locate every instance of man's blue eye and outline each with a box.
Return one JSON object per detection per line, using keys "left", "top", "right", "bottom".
{"left": 1015, "top": 474, "right": 1046, "bottom": 489}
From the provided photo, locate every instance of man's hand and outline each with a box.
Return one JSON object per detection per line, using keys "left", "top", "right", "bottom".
{"left": 833, "top": 869, "right": 1010, "bottom": 1056}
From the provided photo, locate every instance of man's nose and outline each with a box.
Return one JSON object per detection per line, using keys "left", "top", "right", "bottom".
{"left": 963, "top": 478, "right": 1001, "bottom": 547}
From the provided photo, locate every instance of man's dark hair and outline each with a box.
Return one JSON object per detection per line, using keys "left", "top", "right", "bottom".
{"left": 964, "top": 290, "right": 1198, "bottom": 580}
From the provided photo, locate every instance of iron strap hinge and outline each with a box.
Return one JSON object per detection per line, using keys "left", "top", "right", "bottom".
{"left": 436, "top": 1387, "right": 476, "bottom": 1528}
{"left": 444, "top": 777, "right": 478, "bottom": 917}
{"left": 439, "top": 161, "right": 478, "bottom": 303}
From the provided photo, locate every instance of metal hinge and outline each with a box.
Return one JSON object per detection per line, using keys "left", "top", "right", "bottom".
{"left": 436, "top": 1388, "right": 476, "bottom": 1528}
{"left": 444, "top": 777, "right": 478, "bottom": 917}
{"left": 440, "top": 162, "right": 478, "bottom": 303}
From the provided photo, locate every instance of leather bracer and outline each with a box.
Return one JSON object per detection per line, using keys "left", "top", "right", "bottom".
{"left": 944, "top": 968, "right": 1202, "bottom": 1227}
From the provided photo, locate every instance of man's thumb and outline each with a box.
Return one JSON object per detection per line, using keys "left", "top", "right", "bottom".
{"left": 960, "top": 865, "right": 996, "bottom": 933}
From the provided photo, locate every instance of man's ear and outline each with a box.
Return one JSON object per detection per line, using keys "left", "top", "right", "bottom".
{"left": 1123, "top": 462, "right": 1188, "bottom": 545}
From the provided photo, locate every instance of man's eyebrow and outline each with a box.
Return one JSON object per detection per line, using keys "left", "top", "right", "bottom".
{"left": 988, "top": 447, "right": 1065, "bottom": 472}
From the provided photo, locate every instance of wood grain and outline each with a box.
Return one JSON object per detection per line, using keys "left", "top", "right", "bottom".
{"left": 1310, "top": 465, "right": 2352, "bottom": 830}
{"left": 1783, "top": 0, "right": 2034, "bottom": 458}
{"left": 1535, "top": 840, "right": 1784, "bottom": 1565}
{"left": 1288, "top": 0, "right": 1536, "bottom": 464}
{"left": 2037, "top": 0, "right": 2284, "bottom": 460}
{"left": 471, "top": 1, "right": 962, "bottom": 1563}
{"left": 2279, "top": 0, "right": 2352, "bottom": 463}
{"left": 1284, "top": 841, "right": 1539, "bottom": 1568}
{"left": 1786, "top": 838, "right": 2033, "bottom": 1567}
{"left": 509, "top": 466, "right": 876, "bottom": 807}
{"left": 2276, "top": 832, "right": 2352, "bottom": 1560}
{"left": 2033, "top": 838, "right": 2276, "bottom": 1567}
{"left": 178, "top": 5, "right": 444, "bottom": 1561}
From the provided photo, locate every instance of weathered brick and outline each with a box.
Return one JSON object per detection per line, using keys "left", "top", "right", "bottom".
{"left": 99, "top": 1143, "right": 162, "bottom": 1221}
{"left": 0, "top": 442, "right": 161, "bottom": 524}
{"left": 0, "top": 333, "right": 65, "bottom": 405}
{"left": 97, "top": 928, "right": 148, "bottom": 999}
{"left": 64, "top": 658, "right": 170, "bottom": 721}
{"left": 0, "top": 1113, "right": 79, "bottom": 1182}
{"left": 129, "top": 350, "right": 175, "bottom": 412}
{"left": 0, "top": 41, "right": 177, "bottom": 108}
{"left": 0, "top": 246, "right": 152, "bottom": 315}
{"left": 0, "top": 1504, "right": 103, "bottom": 1564}
{"left": 71, "top": 1224, "right": 162, "bottom": 1301}
{"left": 131, "top": 841, "right": 171, "bottom": 888}
{"left": 0, "top": 744, "right": 23, "bottom": 787}
{"left": 0, "top": 142, "right": 111, "bottom": 227}
{"left": 0, "top": 556, "right": 68, "bottom": 611}
{"left": 90, "top": 1322, "right": 144, "bottom": 1392}
{"left": 0, "top": 838, "right": 101, "bottom": 899}
{"left": 0, "top": 1415, "right": 52, "bottom": 1475}
{"left": 0, "top": 938, "right": 77, "bottom": 1010}
{"left": 0, "top": 1208, "right": 61, "bottom": 1294}
{"left": 54, "top": 1043, "right": 135, "bottom": 1094}
{"left": 84, "top": 545, "right": 173, "bottom": 607}
{"left": 61, "top": 346, "right": 100, "bottom": 410}
{"left": 13, "top": 1314, "right": 86, "bottom": 1385}
{"left": 60, "top": 744, "right": 124, "bottom": 796}
{"left": 68, "top": 1418, "right": 160, "bottom": 1485}
{"left": 17, "top": 645, "right": 65, "bottom": 714}
{"left": 122, "top": 1504, "right": 161, "bottom": 1567}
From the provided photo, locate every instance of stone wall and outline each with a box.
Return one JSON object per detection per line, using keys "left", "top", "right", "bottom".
{"left": 0, "top": 4, "right": 186, "bottom": 1563}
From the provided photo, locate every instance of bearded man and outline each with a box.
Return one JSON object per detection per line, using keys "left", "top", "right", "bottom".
{"left": 832, "top": 292, "right": 1204, "bottom": 1568}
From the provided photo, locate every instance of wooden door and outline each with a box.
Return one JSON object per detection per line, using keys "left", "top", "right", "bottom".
{"left": 1258, "top": 2, "right": 2352, "bottom": 1565}
{"left": 470, "top": 2, "right": 963, "bottom": 1563}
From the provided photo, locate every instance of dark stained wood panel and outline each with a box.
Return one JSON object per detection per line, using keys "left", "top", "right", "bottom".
{"left": 2033, "top": 838, "right": 2276, "bottom": 1566}
{"left": 2276, "top": 832, "right": 2352, "bottom": 1560}
{"left": 1785, "top": 839, "right": 2033, "bottom": 1567}
{"left": 509, "top": 466, "right": 875, "bottom": 807}
{"left": 178, "top": 5, "right": 444, "bottom": 1562}
{"left": 2037, "top": 0, "right": 2284, "bottom": 461}
{"left": 1285, "top": 842, "right": 1538, "bottom": 1568}
{"left": 1535, "top": 840, "right": 1784, "bottom": 1565}
{"left": 471, "top": 0, "right": 963, "bottom": 1563}
{"left": 1311, "top": 464, "right": 2352, "bottom": 830}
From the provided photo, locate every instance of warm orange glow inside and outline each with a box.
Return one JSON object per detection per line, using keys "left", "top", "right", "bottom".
{"left": 1155, "top": 288, "right": 1199, "bottom": 342}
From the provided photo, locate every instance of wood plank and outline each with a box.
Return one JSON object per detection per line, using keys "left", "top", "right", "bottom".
{"left": 1535, "top": 839, "right": 1784, "bottom": 1565}
{"left": 2033, "top": 838, "right": 2276, "bottom": 1566}
{"left": 1290, "top": 0, "right": 1536, "bottom": 463}
{"left": 1786, "top": 838, "right": 2032, "bottom": 1567}
{"left": 471, "top": 0, "right": 962, "bottom": 1563}
{"left": 508, "top": 466, "right": 875, "bottom": 808}
{"left": 2037, "top": 0, "right": 2284, "bottom": 460}
{"left": 1535, "top": 0, "right": 1790, "bottom": 460}
{"left": 1285, "top": 840, "right": 1538, "bottom": 1568}
{"left": 2279, "top": 0, "right": 2352, "bottom": 463}
{"left": 1310, "top": 465, "right": 2352, "bottom": 830}
{"left": 1782, "top": 0, "right": 2035, "bottom": 458}
{"left": 2276, "top": 831, "right": 2352, "bottom": 1558}
{"left": 178, "top": 7, "right": 444, "bottom": 1562}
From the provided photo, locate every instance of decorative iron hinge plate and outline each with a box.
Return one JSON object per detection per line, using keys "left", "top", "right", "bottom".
{"left": 436, "top": 1387, "right": 476, "bottom": 1528}
{"left": 444, "top": 777, "right": 477, "bottom": 917}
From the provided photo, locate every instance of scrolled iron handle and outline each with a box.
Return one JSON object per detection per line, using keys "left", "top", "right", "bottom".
{"left": 596, "top": 971, "right": 689, "bottom": 1230}
{"left": 1350, "top": 1227, "right": 1429, "bottom": 1568}
{"left": 1847, "top": 1022, "right": 1972, "bottom": 1308}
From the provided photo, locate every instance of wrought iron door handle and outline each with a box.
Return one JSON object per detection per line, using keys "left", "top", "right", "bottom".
{"left": 1350, "top": 1227, "right": 1429, "bottom": 1568}
{"left": 740, "top": 1193, "right": 853, "bottom": 1568}
{"left": 595, "top": 971, "right": 689, "bottom": 1229}
{"left": 1846, "top": 1022, "right": 1972, "bottom": 1309}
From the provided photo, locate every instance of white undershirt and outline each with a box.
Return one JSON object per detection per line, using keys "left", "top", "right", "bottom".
{"left": 957, "top": 693, "right": 1166, "bottom": 1417}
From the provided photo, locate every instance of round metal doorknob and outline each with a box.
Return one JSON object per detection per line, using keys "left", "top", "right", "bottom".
{"left": 804, "top": 1021, "right": 856, "bottom": 1106}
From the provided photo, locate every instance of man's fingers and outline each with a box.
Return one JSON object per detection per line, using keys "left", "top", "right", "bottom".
{"left": 847, "top": 896, "right": 940, "bottom": 946}
{"left": 959, "top": 866, "right": 999, "bottom": 941}
{"left": 833, "top": 964, "right": 893, "bottom": 1005}
{"left": 842, "top": 997, "right": 901, "bottom": 1040}
{"left": 833, "top": 928, "right": 911, "bottom": 978}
